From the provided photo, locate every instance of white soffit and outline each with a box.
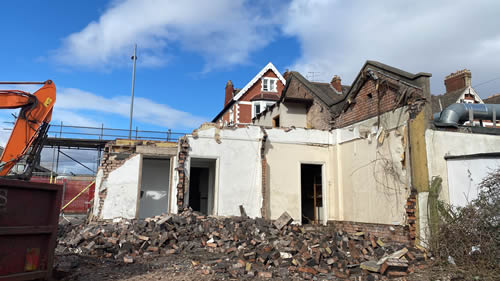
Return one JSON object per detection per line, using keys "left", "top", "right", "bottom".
{"left": 232, "top": 62, "right": 286, "bottom": 101}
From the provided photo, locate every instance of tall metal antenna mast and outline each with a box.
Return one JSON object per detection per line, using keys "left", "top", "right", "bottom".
{"left": 128, "top": 44, "right": 137, "bottom": 139}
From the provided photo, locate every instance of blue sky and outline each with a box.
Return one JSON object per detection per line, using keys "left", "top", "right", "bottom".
{"left": 1, "top": 0, "right": 500, "bottom": 148}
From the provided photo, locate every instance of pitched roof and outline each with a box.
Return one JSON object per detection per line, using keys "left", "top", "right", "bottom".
{"left": 286, "top": 71, "right": 346, "bottom": 109}
{"left": 331, "top": 60, "right": 431, "bottom": 116}
{"left": 484, "top": 94, "right": 500, "bottom": 104}
{"left": 253, "top": 71, "right": 349, "bottom": 120}
{"left": 431, "top": 86, "right": 485, "bottom": 113}
{"left": 430, "top": 87, "right": 466, "bottom": 114}
{"left": 232, "top": 62, "right": 286, "bottom": 101}
{"left": 212, "top": 62, "right": 285, "bottom": 122}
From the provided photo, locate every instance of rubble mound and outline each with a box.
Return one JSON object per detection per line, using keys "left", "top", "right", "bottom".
{"left": 57, "top": 210, "right": 426, "bottom": 279}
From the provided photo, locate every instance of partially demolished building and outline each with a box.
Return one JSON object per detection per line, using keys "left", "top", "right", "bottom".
{"left": 91, "top": 61, "right": 500, "bottom": 247}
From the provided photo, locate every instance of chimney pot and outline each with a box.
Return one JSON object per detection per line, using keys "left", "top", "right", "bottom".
{"left": 330, "top": 75, "right": 342, "bottom": 92}
{"left": 444, "top": 69, "right": 471, "bottom": 93}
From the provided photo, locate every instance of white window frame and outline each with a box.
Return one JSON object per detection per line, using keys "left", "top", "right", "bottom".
{"left": 252, "top": 101, "right": 276, "bottom": 118}
{"left": 261, "top": 77, "right": 278, "bottom": 92}
{"left": 229, "top": 107, "right": 234, "bottom": 125}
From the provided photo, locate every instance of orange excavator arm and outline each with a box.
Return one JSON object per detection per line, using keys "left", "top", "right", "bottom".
{"left": 0, "top": 80, "right": 56, "bottom": 177}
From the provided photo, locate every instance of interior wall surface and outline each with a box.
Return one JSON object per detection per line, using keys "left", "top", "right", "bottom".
{"left": 185, "top": 127, "right": 263, "bottom": 217}
{"left": 446, "top": 157, "right": 500, "bottom": 207}
{"left": 280, "top": 103, "right": 307, "bottom": 128}
{"left": 252, "top": 102, "right": 308, "bottom": 129}
{"left": 100, "top": 155, "right": 141, "bottom": 219}
{"left": 333, "top": 108, "right": 411, "bottom": 225}
{"left": 138, "top": 158, "right": 170, "bottom": 219}
{"left": 265, "top": 129, "right": 332, "bottom": 222}
{"left": 425, "top": 129, "right": 500, "bottom": 203}
{"left": 336, "top": 133, "right": 409, "bottom": 225}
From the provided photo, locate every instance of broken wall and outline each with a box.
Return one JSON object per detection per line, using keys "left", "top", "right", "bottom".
{"left": 93, "top": 154, "right": 141, "bottom": 220}
{"left": 92, "top": 140, "right": 177, "bottom": 220}
{"left": 174, "top": 126, "right": 263, "bottom": 217}
{"left": 331, "top": 108, "right": 411, "bottom": 226}
{"left": 264, "top": 128, "right": 333, "bottom": 222}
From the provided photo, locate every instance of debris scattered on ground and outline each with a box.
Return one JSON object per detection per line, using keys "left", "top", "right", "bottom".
{"left": 57, "top": 210, "right": 427, "bottom": 279}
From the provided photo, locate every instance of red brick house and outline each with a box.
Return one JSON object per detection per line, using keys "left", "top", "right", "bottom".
{"left": 212, "top": 62, "right": 286, "bottom": 126}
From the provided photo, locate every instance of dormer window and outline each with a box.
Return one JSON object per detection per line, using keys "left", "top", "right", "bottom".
{"left": 262, "top": 77, "right": 278, "bottom": 92}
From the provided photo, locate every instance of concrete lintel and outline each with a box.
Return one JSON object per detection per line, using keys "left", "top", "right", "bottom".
{"left": 136, "top": 145, "right": 177, "bottom": 156}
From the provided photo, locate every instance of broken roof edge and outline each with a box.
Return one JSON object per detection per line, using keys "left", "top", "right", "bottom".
{"left": 365, "top": 60, "right": 431, "bottom": 80}
{"left": 329, "top": 60, "right": 432, "bottom": 113}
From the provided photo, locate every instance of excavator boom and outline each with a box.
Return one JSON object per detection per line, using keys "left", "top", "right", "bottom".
{"left": 0, "top": 80, "right": 56, "bottom": 177}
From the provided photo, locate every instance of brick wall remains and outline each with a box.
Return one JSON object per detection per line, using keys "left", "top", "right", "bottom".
{"left": 328, "top": 192, "right": 418, "bottom": 246}
{"left": 328, "top": 221, "right": 411, "bottom": 245}
{"left": 334, "top": 76, "right": 423, "bottom": 128}
{"left": 176, "top": 137, "right": 189, "bottom": 210}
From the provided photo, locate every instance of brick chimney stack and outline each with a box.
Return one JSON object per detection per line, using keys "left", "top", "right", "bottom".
{"left": 330, "top": 75, "right": 342, "bottom": 92}
{"left": 444, "top": 69, "right": 471, "bottom": 93}
{"left": 283, "top": 69, "right": 290, "bottom": 80}
{"left": 224, "top": 80, "right": 234, "bottom": 106}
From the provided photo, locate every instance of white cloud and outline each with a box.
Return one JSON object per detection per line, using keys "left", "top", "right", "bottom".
{"left": 54, "top": 0, "right": 280, "bottom": 70}
{"left": 0, "top": 85, "right": 205, "bottom": 148}
{"left": 283, "top": 0, "right": 500, "bottom": 97}
{"left": 56, "top": 87, "right": 206, "bottom": 129}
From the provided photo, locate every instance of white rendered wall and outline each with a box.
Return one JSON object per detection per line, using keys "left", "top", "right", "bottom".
{"left": 186, "top": 127, "right": 263, "bottom": 218}
{"left": 425, "top": 130, "right": 500, "bottom": 203}
{"left": 100, "top": 155, "right": 141, "bottom": 219}
{"left": 447, "top": 157, "right": 500, "bottom": 207}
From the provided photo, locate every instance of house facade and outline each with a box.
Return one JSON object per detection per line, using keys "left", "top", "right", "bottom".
{"left": 212, "top": 62, "right": 286, "bottom": 127}
{"left": 92, "top": 60, "right": 500, "bottom": 247}
{"left": 253, "top": 72, "right": 348, "bottom": 130}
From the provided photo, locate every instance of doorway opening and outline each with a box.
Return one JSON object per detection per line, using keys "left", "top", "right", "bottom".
{"left": 138, "top": 158, "right": 170, "bottom": 219}
{"left": 188, "top": 158, "right": 216, "bottom": 215}
{"left": 301, "top": 164, "right": 323, "bottom": 224}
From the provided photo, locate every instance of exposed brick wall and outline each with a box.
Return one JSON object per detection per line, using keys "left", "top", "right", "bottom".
{"left": 306, "top": 99, "right": 332, "bottom": 130}
{"left": 176, "top": 137, "right": 189, "bottom": 210}
{"left": 406, "top": 192, "right": 417, "bottom": 244}
{"left": 328, "top": 221, "right": 411, "bottom": 245}
{"left": 334, "top": 77, "right": 423, "bottom": 128}
{"left": 95, "top": 147, "right": 136, "bottom": 219}
{"left": 260, "top": 128, "right": 268, "bottom": 219}
{"left": 328, "top": 192, "right": 418, "bottom": 246}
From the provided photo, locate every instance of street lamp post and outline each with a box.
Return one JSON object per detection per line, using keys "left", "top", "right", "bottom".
{"left": 128, "top": 44, "right": 137, "bottom": 139}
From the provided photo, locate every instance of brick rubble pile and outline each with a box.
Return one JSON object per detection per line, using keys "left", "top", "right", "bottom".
{"left": 58, "top": 210, "right": 427, "bottom": 279}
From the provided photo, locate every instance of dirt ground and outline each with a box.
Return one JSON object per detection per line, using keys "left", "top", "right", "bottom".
{"left": 54, "top": 253, "right": 470, "bottom": 281}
